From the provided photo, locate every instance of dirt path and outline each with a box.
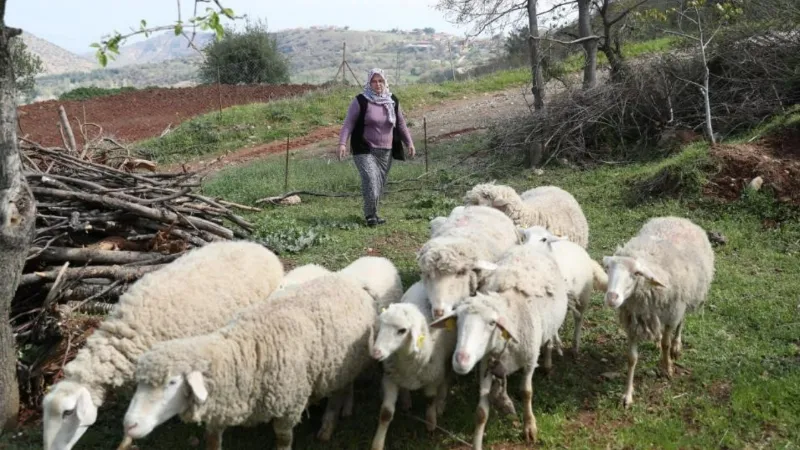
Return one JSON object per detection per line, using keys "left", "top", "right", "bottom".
{"left": 167, "top": 85, "right": 537, "bottom": 174}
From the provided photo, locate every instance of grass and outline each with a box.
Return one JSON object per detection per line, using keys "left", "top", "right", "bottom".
{"left": 139, "top": 67, "right": 530, "bottom": 164}
{"left": 6, "top": 123, "right": 800, "bottom": 449}
{"left": 555, "top": 36, "right": 678, "bottom": 75}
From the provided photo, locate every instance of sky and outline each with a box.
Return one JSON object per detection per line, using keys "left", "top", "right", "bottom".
{"left": 6, "top": 0, "right": 492, "bottom": 54}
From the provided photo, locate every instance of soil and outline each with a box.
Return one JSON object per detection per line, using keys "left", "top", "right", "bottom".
{"left": 704, "top": 126, "right": 800, "bottom": 205}
{"left": 16, "top": 83, "right": 319, "bottom": 147}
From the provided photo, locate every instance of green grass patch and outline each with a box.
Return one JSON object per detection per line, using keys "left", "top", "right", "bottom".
{"left": 138, "top": 68, "right": 530, "bottom": 164}
{"left": 58, "top": 85, "right": 146, "bottom": 101}
{"left": 554, "top": 36, "right": 678, "bottom": 76}
{"left": 6, "top": 129, "right": 800, "bottom": 449}
{"left": 625, "top": 143, "right": 714, "bottom": 205}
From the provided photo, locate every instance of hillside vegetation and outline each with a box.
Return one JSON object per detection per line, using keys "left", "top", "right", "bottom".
{"left": 27, "top": 27, "right": 502, "bottom": 102}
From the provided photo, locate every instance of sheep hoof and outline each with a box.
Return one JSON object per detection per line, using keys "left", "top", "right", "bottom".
{"left": 316, "top": 424, "right": 334, "bottom": 442}
{"left": 523, "top": 423, "right": 538, "bottom": 443}
{"left": 621, "top": 395, "right": 634, "bottom": 409}
{"left": 670, "top": 344, "right": 682, "bottom": 360}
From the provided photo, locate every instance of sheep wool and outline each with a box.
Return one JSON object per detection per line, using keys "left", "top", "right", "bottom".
{"left": 604, "top": 216, "right": 715, "bottom": 407}
{"left": 128, "top": 273, "right": 386, "bottom": 449}
{"left": 43, "top": 240, "right": 284, "bottom": 450}
{"left": 464, "top": 182, "right": 589, "bottom": 249}
{"left": 417, "top": 205, "right": 521, "bottom": 317}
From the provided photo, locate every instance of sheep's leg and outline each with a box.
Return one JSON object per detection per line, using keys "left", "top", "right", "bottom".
{"left": 341, "top": 382, "right": 355, "bottom": 418}
{"left": 542, "top": 339, "right": 553, "bottom": 375}
{"left": 670, "top": 320, "right": 684, "bottom": 360}
{"left": 371, "top": 375, "right": 399, "bottom": 450}
{"left": 520, "top": 365, "right": 538, "bottom": 443}
{"left": 553, "top": 330, "right": 564, "bottom": 357}
{"left": 204, "top": 427, "right": 224, "bottom": 450}
{"left": 435, "top": 379, "right": 449, "bottom": 416}
{"left": 622, "top": 339, "right": 639, "bottom": 408}
{"left": 660, "top": 326, "right": 675, "bottom": 379}
{"left": 317, "top": 388, "right": 348, "bottom": 442}
{"left": 273, "top": 416, "right": 295, "bottom": 450}
{"left": 472, "top": 360, "right": 493, "bottom": 450}
{"left": 423, "top": 383, "right": 439, "bottom": 432}
{"left": 399, "top": 388, "right": 412, "bottom": 411}
{"left": 571, "top": 290, "right": 590, "bottom": 356}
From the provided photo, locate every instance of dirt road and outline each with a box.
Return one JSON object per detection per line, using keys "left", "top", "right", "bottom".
{"left": 168, "top": 85, "right": 537, "bottom": 173}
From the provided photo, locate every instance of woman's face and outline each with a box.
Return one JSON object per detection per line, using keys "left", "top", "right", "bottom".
{"left": 370, "top": 74, "right": 386, "bottom": 93}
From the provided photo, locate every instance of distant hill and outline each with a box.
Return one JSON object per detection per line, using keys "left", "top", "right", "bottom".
{"left": 29, "top": 26, "right": 505, "bottom": 102}
{"left": 20, "top": 31, "right": 98, "bottom": 75}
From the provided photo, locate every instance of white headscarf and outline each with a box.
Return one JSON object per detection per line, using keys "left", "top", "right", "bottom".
{"left": 362, "top": 68, "right": 396, "bottom": 125}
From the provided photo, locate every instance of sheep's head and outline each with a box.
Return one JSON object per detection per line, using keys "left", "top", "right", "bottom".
{"left": 372, "top": 304, "right": 427, "bottom": 361}
{"left": 463, "top": 183, "right": 520, "bottom": 214}
{"left": 123, "top": 343, "right": 212, "bottom": 440}
{"left": 417, "top": 237, "right": 498, "bottom": 318}
{"left": 602, "top": 255, "right": 666, "bottom": 308}
{"left": 42, "top": 380, "right": 98, "bottom": 450}
{"left": 520, "top": 226, "right": 566, "bottom": 249}
{"left": 430, "top": 292, "right": 517, "bottom": 375}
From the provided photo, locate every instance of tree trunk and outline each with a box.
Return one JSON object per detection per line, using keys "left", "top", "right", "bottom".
{"left": 0, "top": 3, "right": 37, "bottom": 432}
{"left": 526, "top": 0, "right": 546, "bottom": 168}
{"left": 578, "top": 0, "right": 598, "bottom": 89}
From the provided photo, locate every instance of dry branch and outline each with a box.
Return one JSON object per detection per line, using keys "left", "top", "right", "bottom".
{"left": 20, "top": 264, "right": 165, "bottom": 286}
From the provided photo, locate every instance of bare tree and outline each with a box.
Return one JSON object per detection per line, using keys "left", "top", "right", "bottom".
{"left": 577, "top": 0, "right": 598, "bottom": 88}
{"left": 662, "top": 0, "right": 738, "bottom": 144}
{"left": 436, "top": 0, "right": 552, "bottom": 166}
{"left": 0, "top": 0, "right": 36, "bottom": 431}
{"left": 0, "top": 0, "right": 237, "bottom": 432}
{"left": 594, "top": 0, "right": 650, "bottom": 81}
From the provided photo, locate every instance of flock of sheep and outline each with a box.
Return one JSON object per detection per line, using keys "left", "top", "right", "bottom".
{"left": 40, "top": 181, "right": 716, "bottom": 450}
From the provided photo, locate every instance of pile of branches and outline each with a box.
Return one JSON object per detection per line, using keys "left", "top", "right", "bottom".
{"left": 12, "top": 136, "right": 260, "bottom": 409}
{"left": 490, "top": 27, "right": 800, "bottom": 165}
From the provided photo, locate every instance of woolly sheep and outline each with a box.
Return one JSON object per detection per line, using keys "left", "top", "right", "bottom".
{"left": 431, "top": 244, "right": 568, "bottom": 450}
{"left": 429, "top": 205, "right": 465, "bottom": 235}
{"left": 603, "top": 216, "right": 715, "bottom": 408}
{"left": 369, "top": 281, "right": 457, "bottom": 450}
{"left": 521, "top": 226, "right": 608, "bottom": 355}
{"left": 42, "top": 241, "right": 284, "bottom": 450}
{"left": 417, "top": 205, "right": 521, "bottom": 319}
{"left": 120, "top": 257, "right": 403, "bottom": 450}
{"left": 275, "top": 263, "right": 331, "bottom": 292}
{"left": 464, "top": 182, "right": 589, "bottom": 249}
{"left": 338, "top": 255, "right": 404, "bottom": 307}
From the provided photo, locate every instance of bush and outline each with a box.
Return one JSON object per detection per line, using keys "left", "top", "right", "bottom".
{"left": 199, "top": 19, "right": 290, "bottom": 85}
{"left": 58, "top": 86, "right": 139, "bottom": 101}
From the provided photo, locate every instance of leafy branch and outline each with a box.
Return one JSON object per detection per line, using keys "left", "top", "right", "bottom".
{"left": 89, "top": 0, "right": 240, "bottom": 67}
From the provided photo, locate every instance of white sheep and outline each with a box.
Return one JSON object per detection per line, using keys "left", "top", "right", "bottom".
{"left": 120, "top": 257, "right": 403, "bottom": 450}
{"left": 464, "top": 182, "right": 589, "bottom": 249}
{"left": 417, "top": 205, "right": 521, "bottom": 319}
{"left": 369, "top": 281, "right": 457, "bottom": 450}
{"left": 275, "top": 263, "right": 331, "bottom": 292}
{"left": 338, "top": 255, "right": 404, "bottom": 307}
{"left": 431, "top": 244, "right": 568, "bottom": 450}
{"left": 603, "top": 216, "right": 715, "bottom": 408}
{"left": 521, "top": 226, "right": 608, "bottom": 355}
{"left": 41, "top": 240, "right": 284, "bottom": 450}
{"left": 429, "top": 205, "right": 465, "bottom": 235}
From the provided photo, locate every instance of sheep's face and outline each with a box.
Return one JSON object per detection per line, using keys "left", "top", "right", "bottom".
{"left": 123, "top": 371, "right": 208, "bottom": 440}
{"left": 42, "top": 381, "right": 97, "bottom": 450}
{"left": 603, "top": 256, "right": 666, "bottom": 308}
{"left": 423, "top": 259, "right": 497, "bottom": 318}
{"left": 431, "top": 293, "right": 517, "bottom": 375}
{"left": 520, "top": 226, "right": 566, "bottom": 249}
{"left": 372, "top": 304, "right": 425, "bottom": 361}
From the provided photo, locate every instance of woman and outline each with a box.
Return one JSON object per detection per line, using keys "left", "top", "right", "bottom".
{"left": 338, "top": 68, "right": 415, "bottom": 227}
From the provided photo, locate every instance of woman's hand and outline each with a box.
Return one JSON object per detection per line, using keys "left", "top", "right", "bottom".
{"left": 408, "top": 145, "right": 416, "bottom": 159}
{"left": 337, "top": 144, "right": 347, "bottom": 160}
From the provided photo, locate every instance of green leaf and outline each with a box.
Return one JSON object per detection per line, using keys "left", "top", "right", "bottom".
{"left": 174, "top": 23, "right": 184, "bottom": 36}
{"left": 222, "top": 7, "right": 235, "bottom": 18}
{"left": 140, "top": 19, "right": 147, "bottom": 29}
{"left": 89, "top": 42, "right": 101, "bottom": 49}
{"left": 97, "top": 51, "right": 108, "bottom": 67}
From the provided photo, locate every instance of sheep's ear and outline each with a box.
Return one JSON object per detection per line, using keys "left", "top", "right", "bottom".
{"left": 185, "top": 371, "right": 208, "bottom": 404}
{"left": 75, "top": 386, "right": 97, "bottom": 426}
{"left": 495, "top": 317, "right": 519, "bottom": 343}
{"left": 634, "top": 261, "right": 666, "bottom": 288}
{"left": 430, "top": 312, "right": 457, "bottom": 331}
{"left": 492, "top": 197, "right": 509, "bottom": 208}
